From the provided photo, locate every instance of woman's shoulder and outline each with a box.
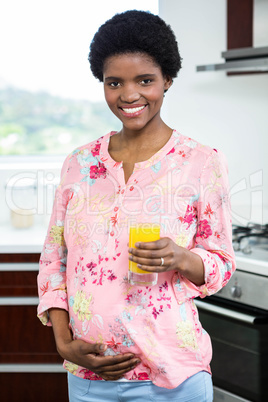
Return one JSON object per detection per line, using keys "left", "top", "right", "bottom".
{"left": 173, "top": 129, "right": 228, "bottom": 167}
{"left": 173, "top": 129, "right": 218, "bottom": 157}
{"left": 172, "top": 130, "right": 228, "bottom": 173}
{"left": 71, "top": 131, "right": 114, "bottom": 156}
{"left": 59, "top": 131, "right": 114, "bottom": 177}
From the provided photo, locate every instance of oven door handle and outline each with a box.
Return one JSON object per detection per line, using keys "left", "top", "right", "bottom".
{"left": 194, "top": 300, "right": 268, "bottom": 325}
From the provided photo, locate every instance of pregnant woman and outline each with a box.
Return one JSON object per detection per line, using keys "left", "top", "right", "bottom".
{"left": 37, "top": 10, "right": 235, "bottom": 402}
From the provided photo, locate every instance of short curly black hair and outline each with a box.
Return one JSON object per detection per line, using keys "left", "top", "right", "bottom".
{"left": 89, "top": 10, "right": 182, "bottom": 82}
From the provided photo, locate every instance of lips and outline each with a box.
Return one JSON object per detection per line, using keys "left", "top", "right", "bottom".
{"left": 119, "top": 104, "right": 147, "bottom": 117}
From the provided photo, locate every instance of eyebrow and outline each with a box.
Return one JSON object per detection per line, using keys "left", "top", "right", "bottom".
{"left": 104, "top": 73, "right": 157, "bottom": 82}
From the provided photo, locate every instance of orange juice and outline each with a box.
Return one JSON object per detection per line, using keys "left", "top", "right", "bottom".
{"left": 129, "top": 223, "right": 160, "bottom": 286}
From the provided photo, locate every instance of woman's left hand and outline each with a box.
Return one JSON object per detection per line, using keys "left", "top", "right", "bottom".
{"left": 128, "top": 237, "right": 205, "bottom": 286}
{"left": 128, "top": 237, "right": 184, "bottom": 273}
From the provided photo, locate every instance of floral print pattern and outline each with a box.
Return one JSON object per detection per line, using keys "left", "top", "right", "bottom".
{"left": 49, "top": 224, "right": 65, "bottom": 246}
{"left": 196, "top": 219, "right": 213, "bottom": 239}
{"left": 89, "top": 162, "right": 107, "bottom": 179}
{"left": 37, "top": 130, "right": 235, "bottom": 389}
{"left": 176, "top": 321, "right": 198, "bottom": 350}
{"left": 71, "top": 290, "right": 93, "bottom": 322}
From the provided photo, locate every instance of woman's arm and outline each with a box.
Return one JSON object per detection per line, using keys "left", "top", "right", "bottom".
{"left": 37, "top": 153, "right": 141, "bottom": 379}
{"left": 129, "top": 238, "right": 205, "bottom": 286}
{"left": 49, "top": 308, "right": 140, "bottom": 381}
{"left": 129, "top": 149, "right": 235, "bottom": 294}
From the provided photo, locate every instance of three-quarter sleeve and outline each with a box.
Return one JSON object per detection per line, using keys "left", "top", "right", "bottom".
{"left": 179, "top": 149, "right": 236, "bottom": 299}
{"left": 37, "top": 156, "right": 71, "bottom": 326}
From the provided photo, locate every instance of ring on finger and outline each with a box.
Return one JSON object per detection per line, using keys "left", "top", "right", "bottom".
{"left": 160, "top": 257, "right": 164, "bottom": 266}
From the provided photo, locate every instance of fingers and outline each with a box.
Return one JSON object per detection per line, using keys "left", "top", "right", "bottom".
{"left": 129, "top": 253, "right": 164, "bottom": 271}
{"left": 90, "top": 353, "right": 138, "bottom": 370}
{"left": 129, "top": 238, "right": 170, "bottom": 267}
{"left": 61, "top": 339, "right": 141, "bottom": 381}
{"left": 128, "top": 237, "right": 180, "bottom": 272}
{"left": 72, "top": 340, "right": 139, "bottom": 369}
{"left": 101, "top": 367, "right": 132, "bottom": 381}
{"left": 101, "top": 362, "right": 139, "bottom": 380}
{"left": 130, "top": 255, "right": 165, "bottom": 268}
{"left": 79, "top": 341, "right": 107, "bottom": 356}
{"left": 134, "top": 238, "right": 167, "bottom": 250}
{"left": 130, "top": 237, "right": 171, "bottom": 258}
{"left": 130, "top": 248, "right": 165, "bottom": 260}
{"left": 129, "top": 254, "right": 168, "bottom": 272}
{"left": 93, "top": 356, "right": 140, "bottom": 373}
{"left": 90, "top": 354, "right": 141, "bottom": 380}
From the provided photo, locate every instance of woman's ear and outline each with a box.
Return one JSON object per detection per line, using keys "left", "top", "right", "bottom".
{"left": 164, "top": 76, "right": 173, "bottom": 93}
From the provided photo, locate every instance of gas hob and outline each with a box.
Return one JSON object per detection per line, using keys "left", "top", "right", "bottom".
{"left": 232, "top": 224, "right": 268, "bottom": 277}
{"left": 212, "top": 224, "right": 268, "bottom": 310}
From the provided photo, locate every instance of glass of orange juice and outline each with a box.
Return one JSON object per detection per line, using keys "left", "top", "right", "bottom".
{"left": 129, "top": 223, "right": 160, "bottom": 286}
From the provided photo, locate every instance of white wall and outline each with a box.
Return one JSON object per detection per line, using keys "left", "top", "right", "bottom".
{"left": 159, "top": 0, "right": 268, "bottom": 226}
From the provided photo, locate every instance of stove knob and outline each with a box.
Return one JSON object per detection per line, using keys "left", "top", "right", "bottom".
{"left": 231, "top": 285, "right": 242, "bottom": 298}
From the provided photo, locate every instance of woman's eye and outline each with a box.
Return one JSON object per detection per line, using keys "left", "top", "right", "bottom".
{"left": 109, "top": 82, "right": 120, "bottom": 87}
{"left": 141, "top": 79, "right": 152, "bottom": 84}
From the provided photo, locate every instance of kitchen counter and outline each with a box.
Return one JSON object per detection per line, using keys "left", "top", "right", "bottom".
{"left": 235, "top": 249, "right": 268, "bottom": 276}
{"left": 0, "top": 223, "right": 46, "bottom": 254}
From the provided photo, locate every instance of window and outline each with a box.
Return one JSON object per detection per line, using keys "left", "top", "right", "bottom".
{"left": 0, "top": 0, "right": 159, "bottom": 156}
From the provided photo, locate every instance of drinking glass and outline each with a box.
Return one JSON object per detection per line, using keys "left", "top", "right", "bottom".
{"left": 128, "top": 223, "right": 160, "bottom": 286}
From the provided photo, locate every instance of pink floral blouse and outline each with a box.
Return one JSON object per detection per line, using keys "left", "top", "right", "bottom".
{"left": 37, "top": 130, "right": 236, "bottom": 389}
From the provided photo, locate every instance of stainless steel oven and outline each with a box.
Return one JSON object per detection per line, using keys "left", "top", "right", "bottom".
{"left": 195, "top": 225, "right": 268, "bottom": 402}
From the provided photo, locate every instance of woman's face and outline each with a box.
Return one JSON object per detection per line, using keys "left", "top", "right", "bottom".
{"left": 103, "top": 52, "right": 172, "bottom": 133}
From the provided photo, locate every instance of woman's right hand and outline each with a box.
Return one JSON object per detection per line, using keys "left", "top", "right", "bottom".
{"left": 48, "top": 308, "right": 140, "bottom": 381}
{"left": 57, "top": 338, "right": 140, "bottom": 381}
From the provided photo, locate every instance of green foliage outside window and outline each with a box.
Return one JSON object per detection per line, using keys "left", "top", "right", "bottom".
{"left": 0, "top": 87, "right": 120, "bottom": 155}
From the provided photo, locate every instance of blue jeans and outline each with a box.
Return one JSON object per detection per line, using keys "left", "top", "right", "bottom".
{"left": 68, "top": 371, "right": 213, "bottom": 401}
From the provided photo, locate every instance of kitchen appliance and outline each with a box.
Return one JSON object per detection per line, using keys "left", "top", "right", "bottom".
{"left": 196, "top": 46, "right": 268, "bottom": 73}
{"left": 196, "top": 0, "right": 268, "bottom": 74}
{"left": 195, "top": 224, "right": 268, "bottom": 402}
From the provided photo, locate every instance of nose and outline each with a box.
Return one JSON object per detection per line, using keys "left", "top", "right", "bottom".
{"left": 120, "top": 84, "right": 140, "bottom": 103}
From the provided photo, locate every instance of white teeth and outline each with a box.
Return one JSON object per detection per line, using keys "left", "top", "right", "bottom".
{"left": 122, "top": 106, "right": 145, "bottom": 113}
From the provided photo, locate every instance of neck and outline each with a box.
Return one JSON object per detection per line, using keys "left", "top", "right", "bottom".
{"left": 108, "top": 118, "right": 173, "bottom": 166}
{"left": 119, "top": 120, "right": 172, "bottom": 151}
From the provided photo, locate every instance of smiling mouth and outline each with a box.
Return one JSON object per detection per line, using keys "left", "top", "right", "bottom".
{"left": 120, "top": 105, "right": 147, "bottom": 114}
